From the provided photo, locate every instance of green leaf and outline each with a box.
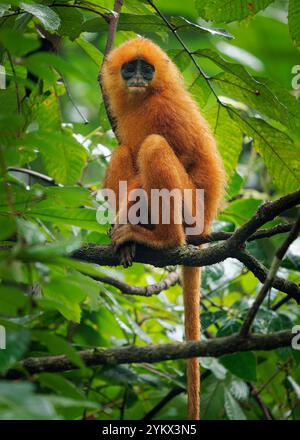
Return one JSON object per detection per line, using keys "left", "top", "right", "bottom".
{"left": 203, "top": 104, "right": 243, "bottom": 177}
{"left": 0, "top": 381, "right": 59, "bottom": 420}
{"left": 54, "top": 6, "right": 83, "bottom": 40}
{"left": 0, "top": 329, "right": 31, "bottom": 373}
{"left": 33, "top": 331, "right": 85, "bottom": 369}
{"left": 83, "top": 14, "right": 233, "bottom": 39}
{"left": 76, "top": 36, "right": 103, "bottom": 66}
{"left": 0, "top": 285, "right": 27, "bottom": 317}
{"left": 17, "top": 238, "right": 82, "bottom": 262}
{"left": 37, "top": 373, "right": 85, "bottom": 400}
{"left": 289, "top": 0, "right": 300, "bottom": 51}
{"left": 220, "top": 352, "right": 257, "bottom": 381}
{"left": 25, "top": 131, "right": 87, "bottom": 185}
{"left": 0, "top": 29, "right": 40, "bottom": 56}
{"left": 0, "top": 214, "right": 16, "bottom": 240}
{"left": 229, "top": 378, "right": 249, "bottom": 401}
{"left": 220, "top": 198, "right": 261, "bottom": 226}
{"left": 0, "top": 4, "right": 11, "bottom": 17}
{"left": 42, "top": 275, "right": 86, "bottom": 322}
{"left": 20, "top": 2, "right": 60, "bottom": 31}
{"left": 201, "top": 375, "right": 225, "bottom": 420}
{"left": 167, "top": 49, "right": 191, "bottom": 71}
{"left": 26, "top": 207, "right": 103, "bottom": 232}
{"left": 195, "top": 50, "right": 289, "bottom": 127}
{"left": 195, "top": 0, "right": 273, "bottom": 23}
{"left": 232, "top": 113, "right": 300, "bottom": 193}
{"left": 224, "top": 388, "right": 247, "bottom": 420}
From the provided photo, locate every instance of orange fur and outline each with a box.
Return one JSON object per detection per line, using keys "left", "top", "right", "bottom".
{"left": 102, "top": 37, "right": 226, "bottom": 420}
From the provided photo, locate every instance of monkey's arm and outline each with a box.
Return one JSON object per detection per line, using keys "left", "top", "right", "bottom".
{"left": 104, "top": 144, "right": 139, "bottom": 213}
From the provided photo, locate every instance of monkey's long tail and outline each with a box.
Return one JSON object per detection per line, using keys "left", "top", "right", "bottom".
{"left": 182, "top": 266, "right": 201, "bottom": 420}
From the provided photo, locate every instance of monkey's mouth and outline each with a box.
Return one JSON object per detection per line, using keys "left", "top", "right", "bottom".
{"left": 127, "top": 85, "right": 148, "bottom": 94}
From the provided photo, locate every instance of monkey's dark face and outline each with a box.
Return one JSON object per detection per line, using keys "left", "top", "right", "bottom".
{"left": 121, "top": 58, "right": 155, "bottom": 94}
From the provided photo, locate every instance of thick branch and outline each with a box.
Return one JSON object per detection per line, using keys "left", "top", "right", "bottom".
{"left": 7, "top": 330, "right": 293, "bottom": 378}
{"left": 226, "top": 190, "right": 300, "bottom": 248}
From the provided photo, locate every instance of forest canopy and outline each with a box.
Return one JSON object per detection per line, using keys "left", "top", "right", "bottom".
{"left": 0, "top": 0, "right": 300, "bottom": 420}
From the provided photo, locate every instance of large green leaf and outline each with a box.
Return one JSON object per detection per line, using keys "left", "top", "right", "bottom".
{"left": 194, "top": 50, "right": 289, "bottom": 127}
{"left": 54, "top": 6, "right": 83, "bottom": 40}
{"left": 0, "top": 329, "right": 31, "bottom": 373}
{"left": 26, "top": 207, "right": 103, "bottom": 232}
{"left": 20, "top": 2, "right": 60, "bottom": 31}
{"left": 221, "top": 352, "right": 257, "bottom": 381}
{"left": 231, "top": 113, "right": 300, "bottom": 193}
{"left": 195, "top": 0, "right": 274, "bottom": 23}
{"left": 0, "top": 381, "right": 59, "bottom": 420}
{"left": 83, "top": 14, "right": 233, "bottom": 39}
{"left": 203, "top": 104, "right": 243, "bottom": 178}
{"left": 24, "top": 131, "right": 87, "bottom": 185}
{"left": 289, "top": 0, "right": 300, "bottom": 51}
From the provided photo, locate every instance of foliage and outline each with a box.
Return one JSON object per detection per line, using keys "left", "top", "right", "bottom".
{"left": 0, "top": 0, "right": 299, "bottom": 420}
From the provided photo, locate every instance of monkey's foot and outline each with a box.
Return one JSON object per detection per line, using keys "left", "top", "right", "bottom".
{"left": 111, "top": 224, "right": 137, "bottom": 267}
{"left": 119, "top": 243, "right": 136, "bottom": 268}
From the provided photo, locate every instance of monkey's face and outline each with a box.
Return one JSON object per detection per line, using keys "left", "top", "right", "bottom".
{"left": 121, "top": 58, "right": 155, "bottom": 94}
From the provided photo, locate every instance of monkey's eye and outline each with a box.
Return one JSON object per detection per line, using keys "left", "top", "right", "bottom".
{"left": 121, "top": 62, "right": 136, "bottom": 79}
{"left": 142, "top": 63, "right": 155, "bottom": 80}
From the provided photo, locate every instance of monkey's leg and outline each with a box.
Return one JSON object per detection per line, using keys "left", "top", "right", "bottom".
{"left": 103, "top": 144, "right": 140, "bottom": 267}
{"left": 111, "top": 134, "right": 197, "bottom": 251}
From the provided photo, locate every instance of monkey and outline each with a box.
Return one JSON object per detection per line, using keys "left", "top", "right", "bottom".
{"left": 101, "top": 37, "right": 226, "bottom": 420}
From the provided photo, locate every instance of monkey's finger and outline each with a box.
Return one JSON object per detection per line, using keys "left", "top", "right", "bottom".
{"left": 118, "top": 244, "right": 132, "bottom": 268}
{"left": 107, "top": 226, "right": 114, "bottom": 238}
{"left": 130, "top": 242, "right": 136, "bottom": 261}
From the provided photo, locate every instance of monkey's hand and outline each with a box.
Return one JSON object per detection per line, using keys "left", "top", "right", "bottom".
{"left": 109, "top": 224, "right": 136, "bottom": 268}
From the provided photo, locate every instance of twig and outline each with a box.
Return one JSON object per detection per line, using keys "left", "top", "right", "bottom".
{"left": 240, "top": 214, "right": 300, "bottom": 336}
{"left": 248, "top": 383, "right": 274, "bottom": 420}
{"left": 7, "top": 167, "right": 57, "bottom": 185}
{"left": 96, "top": 271, "right": 179, "bottom": 296}
{"left": 146, "top": 0, "right": 223, "bottom": 106}
{"left": 7, "top": 50, "right": 22, "bottom": 115}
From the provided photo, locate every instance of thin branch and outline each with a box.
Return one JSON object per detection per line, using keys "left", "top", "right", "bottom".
{"left": 98, "top": 0, "right": 123, "bottom": 137}
{"left": 7, "top": 167, "right": 57, "bottom": 185}
{"left": 248, "top": 383, "right": 274, "bottom": 420}
{"left": 142, "top": 386, "right": 184, "bottom": 420}
{"left": 97, "top": 271, "right": 179, "bottom": 296}
{"left": 240, "top": 214, "right": 300, "bottom": 336}
{"left": 6, "top": 330, "right": 293, "bottom": 378}
{"left": 235, "top": 249, "right": 300, "bottom": 302}
{"left": 146, "top": 0, "right": 223, "bottom": 106}
{"left": 7, "top": 50, "right": 22, "bottom": 115}
{"left": 188, "top": 223, "right": 294, "bottom": 245}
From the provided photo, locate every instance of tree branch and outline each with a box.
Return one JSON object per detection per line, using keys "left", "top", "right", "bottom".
{"left": 96, "top": 271, "right": 179, "bottom": 296}
{"left": 239, "top": 214, "right": 300, "bottom": 336}
{"left": 98, "top": 0, "right": 123, "bottom": 137}
{"left": 7, "top": 330, "right": 293, "bottom": 378}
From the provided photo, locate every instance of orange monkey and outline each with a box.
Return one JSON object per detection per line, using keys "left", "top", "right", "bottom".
{"left": 102, "top": 38, "right": 226, "bottom": 420}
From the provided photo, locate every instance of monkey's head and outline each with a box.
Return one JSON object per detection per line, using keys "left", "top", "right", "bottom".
{"left": 102, "top": 38, "right": 182, "bottom": 101}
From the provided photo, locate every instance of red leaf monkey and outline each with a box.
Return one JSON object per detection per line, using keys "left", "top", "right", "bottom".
{"left": 102, "top": 38, "right": 226, "bottom": 420}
